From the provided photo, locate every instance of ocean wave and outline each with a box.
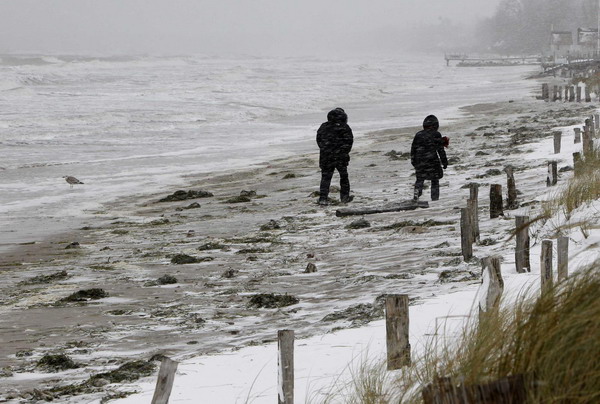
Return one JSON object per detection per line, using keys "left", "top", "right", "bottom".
{"left": 17, "top": 74, "right": 62, "bottom": 86}
{"left": 0, "top": 55, "right": 56, "bottom": 66}
{"left": 0, "top": 79, "right": 22, "bottom": 91}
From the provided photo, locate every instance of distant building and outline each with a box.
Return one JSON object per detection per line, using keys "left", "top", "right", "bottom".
{"left": 550, "top": 31, "right": 573, "bottom": 59}
{"left": 549, "top": 29, "right": 599, "bottom": 61}
{"left": 577, "top": 28, "right": 599, "bottom": 53}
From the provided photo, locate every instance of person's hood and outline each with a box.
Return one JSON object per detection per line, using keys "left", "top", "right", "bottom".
{"left": 423, "top": 114, "right": 439, "bottom": 130}
{"left": 327, "top": 107, "right": 347, "bottom": 124}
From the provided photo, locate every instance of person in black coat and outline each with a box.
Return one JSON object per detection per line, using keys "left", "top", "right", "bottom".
{"left": 316, "top": 108, "right": 354, "bottom": 205}
{"left": 411, "top": 115, "right": 448, "bottom": 201}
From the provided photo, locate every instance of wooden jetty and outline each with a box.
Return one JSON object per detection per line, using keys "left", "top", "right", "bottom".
{"left": 444, "top": 54, "right": 542, "bottom": 67}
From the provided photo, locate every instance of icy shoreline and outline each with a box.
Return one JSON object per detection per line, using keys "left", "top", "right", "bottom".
{"left": 1, "top": 94, "right": 599, "bottom": 403}
{"left": 0, "top": 55, "right": 537, "bottom": 254}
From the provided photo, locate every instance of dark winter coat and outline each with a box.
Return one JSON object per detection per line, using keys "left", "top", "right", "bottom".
{"left": 316, "top": 108, "right": 354, "bottom": 170}
{"left": 411, "top": 129, "right": 448, "bottom": 180}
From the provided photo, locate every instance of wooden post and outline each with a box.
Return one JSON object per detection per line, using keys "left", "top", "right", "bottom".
{"left": 461, "top": 207, "right": 473, "bottom": 261}
{"left": 151, "top": 357, "right": 179, "bottom": 404}
{"left": 469, "top": 183, "right": 480, "bottom": 241}
{"left": 558, "top": 86, "right": 563, "bottom": 100}
{"left": 553, "top": 85, "right": 558, "bottom": 101}
{"left": 504, "top": 166, "right": 518, "bottom": 209}
{"left": 542, "top": 83, "right": 549, "bottom": 101}
{"left": 577, "top": 86, "right": 582, "bottom": 102}
{"left": 574, "top": 127, "right": 581, "bottom": 143}
{"left": 589, "top": 116, "right": 596, "bottom": 137}
{"left": 278, "top": 330, "right": 294, "bottom": 404}
{"left": 541, "top": 240, "right": 553, "bottom": 292}
{"left": 489, "top": 184, "right": 503, "bottom": 219}
{"left": 467, "top": 198, "right": 478, "bottom": 243}
{"left": 583, "top": 124, "right": 593, "bottom": 157}
{"left": 515, "top": 216, "right": 531, "bottom": 273}
{"left": 386, "top": 295, "right": 410, "bottom": 370}
{"left": 547, "top": 161, "right": 558, "bottom": 186}
{"left": 585, "top": 86, "right": 591, "bottom": 102}
{"left": 557, "top": 236, "right": 569, "bottom": 282}
{"left": 595, "top": 114, "right": 600, "bottom": 135}
{"left": 573, "top": 152, "right": 582, "bottom": 176}
{"left": 569, "top": 86, "right": 575, "bottom": 102}
{"left": 553, "top": 132, "right": 562, "bottom": 154}
{"left": 480, "top": 256, "right": 504, "bottom": 316}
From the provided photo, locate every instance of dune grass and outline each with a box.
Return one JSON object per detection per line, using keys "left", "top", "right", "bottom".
{"left": 321, "top": 263, "right": 600, "bottom": 403}
{"left": 543, "top": 146, "right": 600, "bottom": 219}
{"left": 533, "top": 146, "right": 600, "bottom": 241}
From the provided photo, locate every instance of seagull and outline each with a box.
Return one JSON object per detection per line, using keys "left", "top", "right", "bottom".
{"left": 63, "top": 176, "right": 84, "bottom": 188}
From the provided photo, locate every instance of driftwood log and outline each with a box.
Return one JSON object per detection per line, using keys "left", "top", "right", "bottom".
{"left": 422, "top": 374, "right": 528, "bottom": 404}
{"left": 335, "top": 200, "right": 428, "bottom": 217}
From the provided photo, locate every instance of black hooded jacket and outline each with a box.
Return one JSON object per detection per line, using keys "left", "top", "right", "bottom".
{"left": 411, "top": 128, "right": 448, "bottom": 180}
{"left": 316, "top": 108, "right": 354, "bottom": 169}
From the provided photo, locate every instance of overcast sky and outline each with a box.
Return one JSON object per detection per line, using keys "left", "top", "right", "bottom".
{"left": 0, "top": 0, "right": 500, "bottom": 55}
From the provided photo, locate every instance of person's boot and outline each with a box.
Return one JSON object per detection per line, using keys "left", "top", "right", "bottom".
{"left": 412, "top": 188, "right": 420, "bottom": 202}
{"left": 340, "top": 194, "right": 354, "bottom": 203}
{"left": 318, "top": 197, "right": 329, "bottom": 206}
{"left": 431, "top": 181, "right": 440, "bottom": 201}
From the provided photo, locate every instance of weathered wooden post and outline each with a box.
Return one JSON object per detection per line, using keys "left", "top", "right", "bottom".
{"left": 542, "top": 83, "right": 549, "bottom": 101}
{"left": 553, "top": 85, "right": 559, "bottom": 102}
{"left": 589, "top": 116, "right": 596, "bottom": 137}
{"left": 278, "top": 330, "right": 294, "bottom": 404}
{"left": 504, "top": 166, "right": 518, "bottom": 209}
{"left": 479, "top": 256, "right": 504, "bottom": 317}
{"left": 469, "top": 183, "right": 480, "bottom": 241}
{"left": 595, "top": 114, "right": 600, "bottom": 135}
{"left": 573, "top": 152, "right": 582, "bottom": 176}
{"left": 461, "top": 207, "right": 473, "bottom": 261}
{"left": 577, "top": 86, "right": 582, "bottom": 102}
{"left": 489, "top": 184, "right": 503, "bottom": 218}
{"left": 547, "top": 161, "right": 558, "bottom": 186}
{"left": 553, "top": 132, "right": 562, "bottom": 153}
{"left": 386, "top": 295, "right": 410, "bottom": 370}
{"left": 558, "top": 86, "right": 563, "bottom": 100}
{"left": 574, "top": 127, "right": 581, "bottom": 143}
{"left": 569, "top": 86, "right": 575, "bottom": 102}
{"left": 557, "top": 236, "right": 569, "bottom": 282}
{"left": 541, "top": 240, "right": 553, "bottom": 292}
{"left": 515, "top": 216, "right": 531, "bottom": 273}
{"left": 583, "top": 124, "right": 593, "bottom": 157}
{"left": 151, "top": 357, "right": 179, "bottom": 404}
{"left": 585, "top": 86, "right": 592, "bottom": 102}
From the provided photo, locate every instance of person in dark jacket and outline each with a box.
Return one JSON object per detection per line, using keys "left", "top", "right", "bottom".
{"left": 316, "top": 107, "right": 354, "bottom": 205}
{"left": 411, "top": 115, "right": 448, "bottom": 201}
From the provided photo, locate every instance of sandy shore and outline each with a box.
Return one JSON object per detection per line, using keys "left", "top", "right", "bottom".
{"left": 0, "top": 93, "right": 595, "bottom": 401}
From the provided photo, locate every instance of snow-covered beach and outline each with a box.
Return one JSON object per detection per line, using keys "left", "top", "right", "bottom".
{"left": 0, "top": 54, "right": 535, "bottom": 250}
{"left": 1, "top": 55, "right": 599, "bottom": 403}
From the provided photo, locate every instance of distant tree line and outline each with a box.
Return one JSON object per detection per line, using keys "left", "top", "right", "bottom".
{"left": 476, "top": 0, "right": 599, "bottom": 54}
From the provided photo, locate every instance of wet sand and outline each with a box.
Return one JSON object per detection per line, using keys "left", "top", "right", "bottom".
{"left": 0, "top": 97, "right": 594, "bottom": 401}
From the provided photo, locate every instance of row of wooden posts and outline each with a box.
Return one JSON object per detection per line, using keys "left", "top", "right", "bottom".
{"left": 149, "top": 115, "right": 597, "bottom": 403}
{"left": 542, "top": 83, "right": 593, "bottom": 102}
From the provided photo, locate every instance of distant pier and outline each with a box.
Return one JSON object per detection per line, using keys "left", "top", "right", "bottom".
{"left": 444, "top": 54, "right": 542, "bottom": 67}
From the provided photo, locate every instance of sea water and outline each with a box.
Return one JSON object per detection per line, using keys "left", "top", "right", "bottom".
{"left": 0, "top": 54, "right": 538, "bottom": 250}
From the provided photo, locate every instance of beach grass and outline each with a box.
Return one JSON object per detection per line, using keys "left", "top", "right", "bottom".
{"left": 326, "top": 262, "right": 600, "bottom": 403}
{"left": 537, "top": 146, "right": 600, "bottom": 237}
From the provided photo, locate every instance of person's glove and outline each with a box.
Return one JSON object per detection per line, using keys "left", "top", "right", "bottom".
{"left": 443, "top": 164, "right": 448, "bottom": 169}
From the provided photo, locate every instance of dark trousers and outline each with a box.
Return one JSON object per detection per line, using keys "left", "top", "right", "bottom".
{"left": 320, "top": 165, "right": 350, "bottom": 200}
{"left": 414, "top": 178, "right": 439, "bottom": 201}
